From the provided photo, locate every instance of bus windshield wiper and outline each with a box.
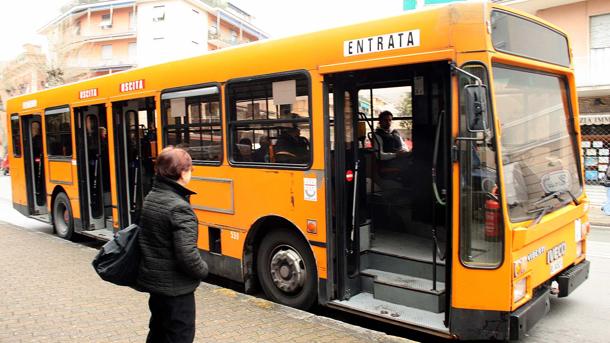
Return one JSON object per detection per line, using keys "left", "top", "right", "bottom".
{"left": 527, "top": 205, "right": 554, "bottom": 228}
{"left": 533, "top": 189, "right": 579, "bottom": 207}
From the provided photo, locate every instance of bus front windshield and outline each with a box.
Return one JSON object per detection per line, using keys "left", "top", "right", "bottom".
{"left": 493, "top": 66, "right": 583, "bottom": 222}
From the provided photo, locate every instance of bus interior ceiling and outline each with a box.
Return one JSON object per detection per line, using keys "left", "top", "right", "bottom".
{"left": 331, "top": 61, "right": 451, "bottom": 329}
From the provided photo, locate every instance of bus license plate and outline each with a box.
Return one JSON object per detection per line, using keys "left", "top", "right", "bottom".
{"left": 550, "top": 258, "right": 563, "bottom": 275}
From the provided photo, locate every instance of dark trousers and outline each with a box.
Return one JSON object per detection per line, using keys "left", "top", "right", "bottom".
{"left": 146, "top": 292, "right": 196, "bottom": 343}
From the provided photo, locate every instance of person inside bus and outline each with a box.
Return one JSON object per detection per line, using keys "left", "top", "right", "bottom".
{"left": 373, "top": 110, "right": 409, "bottom": 160}
{"left": 274, "top": 126, "right": 309, "bottom": 164}
{"left": 253, "top": 135, "right": 271, "bottom": 162}
{"left": 99, "top": 127, "right": 111, "bottom": 209}
{"left": 235, "top": 137, "right": 253, "bottom": 162}
{"left": 138, "top": 146, "right": 209, "bottom": 343}
{"left": 31, "top": 121, "right": 45, "bottom": 205}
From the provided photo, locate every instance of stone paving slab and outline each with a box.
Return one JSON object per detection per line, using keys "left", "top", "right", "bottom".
{"left": 0, "top": 221, "right": 413, "bottom": 343}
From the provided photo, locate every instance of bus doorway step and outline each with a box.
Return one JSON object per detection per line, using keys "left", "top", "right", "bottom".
{"left": 81, "top": 229, "right": 114, "bottom": 241}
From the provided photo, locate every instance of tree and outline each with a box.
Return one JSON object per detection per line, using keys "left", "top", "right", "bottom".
{"left": 397, "top": 93, "right": 412, "bottom": 130}
{"left": 46, "top": 66, "right": 65, "bottom": 88}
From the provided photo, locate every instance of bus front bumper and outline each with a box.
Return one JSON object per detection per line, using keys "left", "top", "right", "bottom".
{"left": 557, "top": 259, "right": 590, "bottom": 298}
{"left": 509, "top": 259, "right": 590, "bottom": 340}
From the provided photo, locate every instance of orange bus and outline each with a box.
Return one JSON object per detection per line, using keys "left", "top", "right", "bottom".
{"left": 6, "top": 2, "right": 590, "bottom": 340}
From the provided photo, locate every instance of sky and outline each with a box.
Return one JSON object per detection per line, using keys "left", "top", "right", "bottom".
{"left": 0, "top": 0, "right": 403, "bottom": 62}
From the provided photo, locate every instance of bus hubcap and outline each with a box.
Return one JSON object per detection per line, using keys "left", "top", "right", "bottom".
{"left": 269, "top": 246, "right": 305, "bottom": 293}
{"left": 55, "top": 203, "right": 69, "bottom": 236}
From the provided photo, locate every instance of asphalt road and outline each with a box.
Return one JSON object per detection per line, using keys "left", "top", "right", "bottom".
{"left": 1, "top": 175, "right": 608, "bottom": 342}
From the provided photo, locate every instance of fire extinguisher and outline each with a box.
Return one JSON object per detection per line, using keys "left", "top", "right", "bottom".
{"left": 485, "top": 186, "right": 501, "bottom": 241}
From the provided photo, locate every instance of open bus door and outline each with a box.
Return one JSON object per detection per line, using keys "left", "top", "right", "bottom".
{"left": 21, "top": 115, "right": 47, "bottom": 217}
{"left": 113, "top": 97, "right": 157, "bottom": 228}
{"left": 326, "top": 62, "right": 452, "bottom": 335}
{"left": 74, "top": 104, "right": 113, "bottom": 239}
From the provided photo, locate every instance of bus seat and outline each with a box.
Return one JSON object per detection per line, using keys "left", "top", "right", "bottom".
{"left": 268, "top": 144, "right": 275, "bottom": 163}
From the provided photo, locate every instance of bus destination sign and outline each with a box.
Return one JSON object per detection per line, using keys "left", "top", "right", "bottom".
{"left": 344, "top": 29, "right": 420, "bottom": 57}
{"left": 120, "top": 79, "right": 145, "bottom": 93}
{"left": 79, "top": 88, "right": 98, "bottom": 99}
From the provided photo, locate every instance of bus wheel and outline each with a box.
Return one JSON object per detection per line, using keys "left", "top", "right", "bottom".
{"left": 256, "top": 229, "right": 317, "bottom": 310}
{"left": 53, "top": 192, "right": 74, "bottom": 240}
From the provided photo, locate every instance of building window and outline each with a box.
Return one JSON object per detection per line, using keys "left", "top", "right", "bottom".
{"left": 153, "top": 5, "right": 165, "bottom": 22}
{"left": 590, "top": 14, "right": 610, "bottom": 84}
{"left": 100, "top": 13, "right": 112, "bottom": 29}
{"left": 230, "top": 30, "right": 238, "bottom": 44}
{"left": 45, "top": 107, "right": 72, "bottom": 158}
{"left": 75, "top": 20, "right": 81, "bottom": 35}
{"left": 162, "top": 86, "right": 222, "bottom": 163}
{"left": 101, "top": 45, "right": 112, "bottom": 60}
{"left": 227, "top": 73, "right": 311, "bottom": 165}
{"left": 10, "top": 114, "right": 21, "bottom": 157}
{"left": 591, "top": 14, "right": 610, "bottom": 49}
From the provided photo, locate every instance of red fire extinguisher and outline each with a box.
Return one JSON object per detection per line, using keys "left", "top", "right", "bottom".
{"left": 485, "top": 187, "right": 501, "bottom": 241}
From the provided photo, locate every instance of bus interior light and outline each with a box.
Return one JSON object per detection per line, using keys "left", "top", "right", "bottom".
{"left": 513, "top": 278, "right": 527, "bottom": 303}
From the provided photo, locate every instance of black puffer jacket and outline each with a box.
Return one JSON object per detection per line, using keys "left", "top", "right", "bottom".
{"left": 137, "top": 175, "right": 208, "bottom": 296}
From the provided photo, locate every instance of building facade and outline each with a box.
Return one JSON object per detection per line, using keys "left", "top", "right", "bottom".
{"left": 38, "top": 0, "right": 268, "bottom": 83}
{"left": 495, "top": 0, "right": 610, "bottom": 183}
{"left": 0, "top": 44, "right": 48, "bottom": 157}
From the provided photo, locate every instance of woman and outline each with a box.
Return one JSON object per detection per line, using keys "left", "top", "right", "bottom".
{"left": 137, "top": 146, "right": 208, "bottom": 343}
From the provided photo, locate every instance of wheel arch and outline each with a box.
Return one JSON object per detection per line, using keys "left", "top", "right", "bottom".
{"left": 242, "top": 215, "right": 318, "bottom": 294}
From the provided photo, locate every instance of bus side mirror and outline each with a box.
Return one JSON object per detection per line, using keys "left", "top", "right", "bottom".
{"left": 465, "top": 84, "right": 489, "bottom": 132}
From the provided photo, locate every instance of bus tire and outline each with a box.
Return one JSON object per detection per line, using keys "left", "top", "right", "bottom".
{"left": 53, "top": 192, "right": 74, "bottom": 240}
{"left": 256, "top": 229, "right": 317, "bottom": 310}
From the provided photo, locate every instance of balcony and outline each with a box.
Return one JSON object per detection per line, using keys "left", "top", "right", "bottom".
{"left": 56, "top": 30, "right": 137, "bottom": 52}
{"left": 65, "top": 57, "right": 136, "bottom": 72}
{"left": 207, "top": 32, "right": 242, "bottom": 48}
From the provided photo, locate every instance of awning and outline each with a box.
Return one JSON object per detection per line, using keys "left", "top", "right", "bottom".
{"left": 579, "top": 113, "right": 610, "bottom": 126}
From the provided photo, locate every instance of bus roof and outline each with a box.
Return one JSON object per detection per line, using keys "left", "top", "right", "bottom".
{"left": 6, "top": 1, "right": 566, "bottom": 112}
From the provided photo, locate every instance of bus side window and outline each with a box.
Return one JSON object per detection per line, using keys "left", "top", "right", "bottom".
{"left": 10, "top": 114, "right": 22, "bottom": 157}
{"left": 227, "top": 72, "right": 312, "bottom": 167}
{"left": 161, "top": 85, "right": 222, "bottom": 164}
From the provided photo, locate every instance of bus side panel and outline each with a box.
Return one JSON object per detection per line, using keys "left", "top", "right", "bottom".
{"left": 189, "top": 166, "right": 328, "bottom": 280}
{"left": 45, "top": 161, "right": 83, "bottom": 226}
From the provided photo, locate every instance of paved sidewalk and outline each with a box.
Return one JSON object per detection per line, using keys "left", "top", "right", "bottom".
{"left": 0, "top": 221, "right": 412, "bottom": 343}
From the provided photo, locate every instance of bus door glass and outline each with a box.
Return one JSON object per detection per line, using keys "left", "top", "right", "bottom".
{"left": 113, "top": 97, "right": 157, "bottom": 227}
{"left": 327, "top": 77, "right": 360, "bottom": 299}
{"left": 21, "top": 115, "right": 47, "bottom": 215}
{"left": 75, "top": 105, "right": 112, "bottom": 230}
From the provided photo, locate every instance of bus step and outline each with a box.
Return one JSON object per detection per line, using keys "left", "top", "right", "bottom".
{"left": 361, "top": 251, "right": 445, "bottom": 282}
{"left": 361, "top": 268, "right": 445, "bottom": 313}
{"left": 80, "top": 229, "right": 114, "bottom": 241}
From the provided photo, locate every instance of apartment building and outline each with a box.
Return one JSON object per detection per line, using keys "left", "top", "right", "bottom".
{"left": 38, "top": 0, "right": 268, "bottom": 83}
{"left": 495, "top": 0, "right": 610, "bottom": 183}
{"left": 0, "top": 44, "right": 48, "bottom": 155}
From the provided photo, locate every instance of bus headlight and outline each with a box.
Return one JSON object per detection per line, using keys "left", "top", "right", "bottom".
{"left": 513, "top": 278, "right": 527, "bottom": 303}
